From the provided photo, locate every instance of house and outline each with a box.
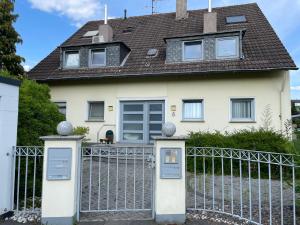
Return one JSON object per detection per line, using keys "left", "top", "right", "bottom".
{"left": 0, "top": 76, "right": 20, "bottom": 214}
{"left": 27, "top": 1, "right": 297, "bottom": 144}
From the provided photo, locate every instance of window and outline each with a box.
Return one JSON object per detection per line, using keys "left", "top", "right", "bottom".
{"left": 88, "top": 102, "right": 104, "bottom": 121}
{"left": 216, "top": 37, "right": 239, "bottom": 59}
{"left": 226, "top": 15, "right": 246, "bottom": 24}
{"left": 55, "top": 102, "right": 67, "bottom": 117}
{"left": 64, "top": 51, "right": 79, "bottom": 68}
{"left": 90, "top": 49, "right": 106, "bottom": 67}
{"left": 183, "top": 100, "right": 203, "bottom": 120}
{"left": 231, "top": 98, "right": 255, "bottom": 121}
{"left": 183, "top": 41, "right": 203, "bottom": 61}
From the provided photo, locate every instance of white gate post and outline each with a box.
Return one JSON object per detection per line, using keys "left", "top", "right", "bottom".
{"left": 154, "top": 136, "right": 186, "bottom": 224}
{"left": 40, "top": 135, "right": 84, "bottom": 225}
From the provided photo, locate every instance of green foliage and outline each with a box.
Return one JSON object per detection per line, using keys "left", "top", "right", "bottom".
{"left": 17, "top": 79, "right": 65, "bottom": 146}
{"left": 187, "top": 128, "right": 295, "bottom": 154}
{"left": 0, "top": 0, "right": 24, "bottom": 76}
{"left": 73, "top": 126, "right": 90, "bottom": 136}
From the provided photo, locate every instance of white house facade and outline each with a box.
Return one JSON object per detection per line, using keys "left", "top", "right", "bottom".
{"left": 28, "top": 1, "right": 297, "bottom": 144}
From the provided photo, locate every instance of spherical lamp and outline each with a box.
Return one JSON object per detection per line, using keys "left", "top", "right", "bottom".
{"left": 162, "top": 122, "right": 176, "bottom": 137}
{"left": 57, "top": 121, "right": 73, "bottom": 136}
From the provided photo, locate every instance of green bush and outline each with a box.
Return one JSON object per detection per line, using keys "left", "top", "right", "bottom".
{"left": 187, "top": 128, "right": 295, "bottom": 154}
{"left": 17, "top": 79, "right": 65, "bottom": 146}
{"left": 73, "top": 126, "right": 89, "bottom": 136}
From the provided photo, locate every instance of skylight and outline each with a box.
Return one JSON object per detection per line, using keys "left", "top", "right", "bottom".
{"left": 83, "top": 30, "right": 99, "bottom": 37}
{"left": 226, "top": 15, "right": 246, "bottom": 24}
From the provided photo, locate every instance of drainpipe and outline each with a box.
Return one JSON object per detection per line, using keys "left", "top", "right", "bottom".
{"left": 279, "top": 71, "right": 288, "bottom": 132}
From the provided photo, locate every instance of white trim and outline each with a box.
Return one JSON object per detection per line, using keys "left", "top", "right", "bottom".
{"left": 63, "top": 50, "right": 80, "bottom": 69}
{"left": 116, "top": 97, "right": 168, "bottom": 143}
{"left": 182, "top": 40, "right": 204, "bottom": 62}
{"left": 89, "top": 48, "right": 106, "bottom": 67}
{"left": 215, "top": 36, "right": 239, "bottom": 59}
{"left": 229, "top": 97, "right": 256, "bottom": 122}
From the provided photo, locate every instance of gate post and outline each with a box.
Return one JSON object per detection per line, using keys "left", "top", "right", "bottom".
{"left": 154, "top": 136, "right": 186, "bottom": 224}
{"left": 40, "top": 135, "right": 84, "bottom": 225}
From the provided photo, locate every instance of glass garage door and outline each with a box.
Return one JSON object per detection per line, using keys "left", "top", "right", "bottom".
{"left": 120, "top": 101, "right": 165, "bottom": 144}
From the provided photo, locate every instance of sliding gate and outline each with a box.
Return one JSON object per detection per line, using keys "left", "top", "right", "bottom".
{"left": 79, "top": 145, "right": 155, "bottom": 221}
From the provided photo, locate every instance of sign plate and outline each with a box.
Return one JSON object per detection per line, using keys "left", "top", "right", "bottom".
{"left": 160, "top": 148, "right": 182, "bottom": 179}
{"left": 47, "top": 148, "right": 72, "bottom": 180}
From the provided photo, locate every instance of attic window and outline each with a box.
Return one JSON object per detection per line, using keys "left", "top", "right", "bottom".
{"left": 146, "top": 49, "right": 158, "bottom": 58}
{"left": 83, "top": 30, "right": 99, "bottom": 37}
{"left": 226, "top": 15, "right": 246, "bottom": 24}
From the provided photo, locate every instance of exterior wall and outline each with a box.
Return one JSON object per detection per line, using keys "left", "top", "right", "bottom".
{"left": 49, "top": 70, "right": 291, "bottom": 143}
{"left": 0, "top": 82, "right": 19, "bottom": 213}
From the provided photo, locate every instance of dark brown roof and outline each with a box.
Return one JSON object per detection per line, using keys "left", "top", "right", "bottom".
{"left": 28, "top": 3, "right": 297, "bottom": 81}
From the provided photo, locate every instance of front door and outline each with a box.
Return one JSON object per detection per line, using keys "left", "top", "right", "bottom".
{"left": 120, "top": 101, "right": 165, "bottom": 144}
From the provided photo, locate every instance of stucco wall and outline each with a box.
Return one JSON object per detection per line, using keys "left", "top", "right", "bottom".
{"left": 0, "top": 82, "right": 19, "bottom": 213}
{"left": 49, "top": 70, "right": 291, "bottom": 142}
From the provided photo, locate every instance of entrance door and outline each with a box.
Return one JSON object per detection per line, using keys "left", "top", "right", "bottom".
{"left": 120, "top": 101, "right": 165, "bottom": 144}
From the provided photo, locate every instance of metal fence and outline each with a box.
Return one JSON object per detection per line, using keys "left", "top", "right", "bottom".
{"left": 12, "top": 146, "right": 44, "bottom": 213}
{"left": 186, "top": 147, "right": 300, "bottom": 225}
{"left": 80, "top": 145, "right": 155, "bottom": 220}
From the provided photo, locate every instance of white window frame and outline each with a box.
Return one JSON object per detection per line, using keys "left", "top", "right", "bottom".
{"left": 89, "top": 48, "right": 106, "bottom": 67}
{"left": 230, "top": 98, "right": 255, "bottom": 122}
{"left": 182, "top": 99, "right": 204, "bottom": 121}
{"left": 87, "top": 101, "right": 105, "bottom": 121}
{"left": 216, "top": 36, "right": 239, "bottom": 59}
{"left": 182, "top": 40, "right": 204, "bottom": 62}
{"left": 63, "top": 50, "right": 80, "bottom": 68}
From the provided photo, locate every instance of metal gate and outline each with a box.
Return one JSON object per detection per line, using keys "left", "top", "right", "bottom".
{"left": 186, "top": 147, "right": 300, "bottom": 225}
{"left": 79, "top": 145, "right": 155, "bottom": 221}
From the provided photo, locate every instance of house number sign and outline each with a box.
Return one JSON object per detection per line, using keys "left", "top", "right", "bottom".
{"left": 160, "top": 148, "right": 182, "bottom": 179}
{"left": 47, "top": 148, "right": 72, "bottom": 180}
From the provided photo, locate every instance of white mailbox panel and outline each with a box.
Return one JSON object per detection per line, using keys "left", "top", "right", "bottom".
{"left": 47, "top": 148, "right": 72, "bottom": 180}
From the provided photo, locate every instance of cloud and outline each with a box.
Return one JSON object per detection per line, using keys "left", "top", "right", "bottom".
{"left": 23, "top": 64, "right": 31, "bottom": 72}
{"left": 27, "top": 0, "right": 104, "bottom": 27}
{"left": 291, "top": 86, "right": 300, "bottom": 91}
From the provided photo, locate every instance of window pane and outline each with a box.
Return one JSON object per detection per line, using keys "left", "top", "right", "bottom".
{"left": 226, "top": 15, "right": 246, "bottom": 24}
{"left": 216, "top": 37, "right": 238, "bottom": 58}
{"left": 91, "top": 49, "right": 105, "bottom": 65}
{"left": 123, "top": 133, "right": 143, "bottom": 141}
{"left": 231, "top": 99, "right": 253, "bottom": 120}
{"left": 89, "top": 102, "right": 104, "bottom": 120}
{"left": 124, "top": 104, "right": 143, "bottom": 112}
{"left": 150, "top": 124, "right": 162, "bottom": 131}
{"left": 123, "top": 123, "right": 143, "bottom": 131}
{"left": 150, "top": 104, "right": 162, "bottom": 111}
{"left": 150, "top": 114, "right": 162, "bottom": 121}
{"left": 123, "top": 114, "right": 143, "bottom": 121}
{"left": 184, "top": 41, "right": 202, "bottom": 60}
{"left": 55, "top": 102, "right": 66, "bottom": 116}
{"left": 183, "top": 101, "right": 202, "bottom": 119}
{"left": 65, "top": 51, "right": 79, "bottom": 67}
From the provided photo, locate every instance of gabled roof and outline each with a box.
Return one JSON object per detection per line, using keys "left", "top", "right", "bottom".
{"left": 28, "top": 3, "right": 297, "bottom": 81}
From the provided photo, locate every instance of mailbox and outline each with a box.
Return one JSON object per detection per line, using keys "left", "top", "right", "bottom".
{"left": 47, "top": 148, "right": 72, "bottom": 180}
{"left": 160, "top": 148, "right": 182, "bottom": 179}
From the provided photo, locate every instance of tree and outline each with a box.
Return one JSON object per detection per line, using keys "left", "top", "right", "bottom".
{"left": 17, "top": 79, "right": 65, "bottom": 146}
{"left": 0, "top": 0, "right": 24, "bottom": 76}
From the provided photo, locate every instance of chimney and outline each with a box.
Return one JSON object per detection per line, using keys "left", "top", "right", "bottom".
{"left": 98, "top": 4, "right": 113, "bottom": 42}
{"left": 176, "top": 0, "right": 188, "bottom": 20}
{"left": 203, "top": 0, "right": 217, "bottom": 33}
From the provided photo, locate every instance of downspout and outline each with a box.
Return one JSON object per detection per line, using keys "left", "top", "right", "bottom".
{"left": 279, "top": 71, "right": 288, "bottom": 132}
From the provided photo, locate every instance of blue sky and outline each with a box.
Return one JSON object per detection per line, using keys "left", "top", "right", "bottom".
{"left": 14, "top": 0, "right": 300, "bottom": 98}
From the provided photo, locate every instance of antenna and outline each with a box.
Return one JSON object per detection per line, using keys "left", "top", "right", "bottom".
{"left": 208, "top": 0, "right": 212, "bottom": 13}
{"left": 146, "top": 0, "right": 163, "bottom": 14}
{"left": 104, "top": 4, "right": 108, "bottom": 24}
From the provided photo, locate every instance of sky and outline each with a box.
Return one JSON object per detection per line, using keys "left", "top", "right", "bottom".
{"left": 14, "top": 0, "right": 300, "bottom": 98}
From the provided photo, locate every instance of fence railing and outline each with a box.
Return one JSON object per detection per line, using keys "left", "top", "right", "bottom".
{"left": 12, "top": 146, "right": 44, "bottom": 213}
{"left": 186, "top": 147, "right": 300, "bottom": 225}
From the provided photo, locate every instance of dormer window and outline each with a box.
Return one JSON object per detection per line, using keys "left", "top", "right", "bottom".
{"left": 183, "top": 40, "right": 203, "bottom": 61}
{"left": 90, "top": 49, "right": 106, "bottom": 67}
{"left": 64, "top": 51, "right": 79, "bottom": 68}
{"left": 216, "top": 36, "right": 239, "bottom": 59}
